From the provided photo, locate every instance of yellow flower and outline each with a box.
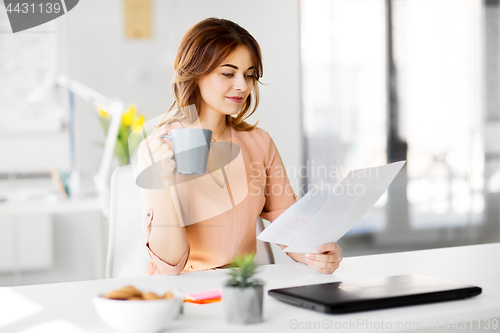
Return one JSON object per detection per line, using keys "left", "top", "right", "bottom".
{"left": 133, "top": 114, "right": 145, "bottom": 128}
{"left": 98, "top": 109, "right": 109, "bottom": 118}
{"left": 122, "top": 105, "right": 136, "bottom": 127}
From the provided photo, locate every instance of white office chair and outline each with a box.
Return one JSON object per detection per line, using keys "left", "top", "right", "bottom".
{"left": 254, "top": 217, "right": 275, "bottom": 265}
{"left": 106, "top": 165, "right": 150, "bottom": 279}
{"left": 106, "top": 165, "right": 274, "bottom": 279}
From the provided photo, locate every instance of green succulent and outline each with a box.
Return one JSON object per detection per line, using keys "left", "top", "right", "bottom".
{"left": 225, "top": 253, "right": 264, "bottom": 288}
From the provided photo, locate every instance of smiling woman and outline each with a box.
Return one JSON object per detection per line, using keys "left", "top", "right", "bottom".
{"left": 136, "top": 18, "right": 343, "bottom": 276}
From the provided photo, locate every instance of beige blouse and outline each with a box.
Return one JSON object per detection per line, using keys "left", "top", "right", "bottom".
{"left": 139, "top": 124, "right": 297, "bottom": 275}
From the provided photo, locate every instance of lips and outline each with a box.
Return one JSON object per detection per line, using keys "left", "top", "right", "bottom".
{"left": 226, "top": 96, "right": 243, "bottom": 103}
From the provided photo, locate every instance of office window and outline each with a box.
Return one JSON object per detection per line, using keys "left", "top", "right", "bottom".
{"left": 301, "top": 0, "right": 486, "bottom": 247}
{"left": 301, "top": 0, "right": 388, "bottom": 234}
{"left": 393, "top": 0, "right": 484, "bottom": 230}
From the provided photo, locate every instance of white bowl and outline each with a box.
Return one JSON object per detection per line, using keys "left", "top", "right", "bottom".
{"left": 93, "top": 290, "right": 183, "bottom": 333}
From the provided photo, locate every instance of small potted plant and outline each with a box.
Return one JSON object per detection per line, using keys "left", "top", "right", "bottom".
{"left": 223, "top": 253, "right": 264, "bottom": 325}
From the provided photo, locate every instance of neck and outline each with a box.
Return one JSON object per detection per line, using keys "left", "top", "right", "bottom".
{"left": 198, "top": 110, "right": 228, "bottom": 140}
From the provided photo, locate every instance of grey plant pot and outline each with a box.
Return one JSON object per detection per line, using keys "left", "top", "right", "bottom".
{"left": 222, "top": 285, "right": 264, "bottom": 325}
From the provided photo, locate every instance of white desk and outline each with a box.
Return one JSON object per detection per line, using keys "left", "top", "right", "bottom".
{"left": 0, "top": 243, "right": 499, "bottom": 333}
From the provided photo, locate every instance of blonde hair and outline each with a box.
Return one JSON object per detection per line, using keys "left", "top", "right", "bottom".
{"left": 156, "top": 18, "right": 263, "bottom": 131}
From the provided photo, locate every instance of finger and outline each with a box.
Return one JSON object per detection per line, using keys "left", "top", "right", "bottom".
{"left": 277, "top": 244, "right": 288, "bottom": 250}
{"left": 307, "top": 257, "right": 341, "bottom": 273}
{"left": 153, "top": 145, "right": 173, "bottom": 163}
{"left": 149, "top": 138, "right": 169, "bottom": 155}
{"left": 316, "top": 243, "right": 341, "bottom": 254}
{"left": 151, "top": 149, "right": 173, "bottom": 177}
{"left": 149, "top": 126, "right": 170, "bottom": 146}
{"left": 308, "top": 261, "right": 339, "bottom": 274}
{"left": 306, "top": 252, "right": 341, "bottom": 263}
{"left": 143, "top": 129, "right": 167, "bottom": 150}
{"left": 155, "top": 131, "right": 171, "bottom": 147}
{"left": 306, "top": 257, "right": 339, "bottom": 269}
{"left": 154, "top": 127, "right": 169, "bottom": 138}
{"left": 163, "top": 159, "right": 176, "bottom": 176}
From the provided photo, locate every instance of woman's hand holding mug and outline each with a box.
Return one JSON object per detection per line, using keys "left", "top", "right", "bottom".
{"left": 148, "top": 128, "right": 177, "bottom": 186}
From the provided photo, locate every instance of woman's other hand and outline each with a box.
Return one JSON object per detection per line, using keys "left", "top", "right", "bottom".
{"left": 305, "top": 243, "right": 342, "bottom": 274}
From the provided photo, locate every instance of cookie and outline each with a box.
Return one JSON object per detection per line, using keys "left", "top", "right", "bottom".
{"left": 143, "top": 292, "right": 161, "bottom": 300}
{"left": 119, "top": 286, "right": 142, "bottom": 297}
{"left": 103, "top": 286, "right": 174, "bottom": 301}
{"left": 104, "top": 290, "right": 130, "bottom": 300}
{"left": 104, "top": 285, "right": 142, "bottom": 300}
{"left": 162, "top": 291, "right": 174, "bottom": 299}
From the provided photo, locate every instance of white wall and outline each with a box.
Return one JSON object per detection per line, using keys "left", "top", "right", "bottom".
{"left": 48, "top": 0, "right": 301, "bottom": 281}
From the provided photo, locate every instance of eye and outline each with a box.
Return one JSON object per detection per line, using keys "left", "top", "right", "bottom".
{"left": 245, "top": 74, "right": 255, "bottom": 79}
{"left": 222, "top": 73, "right": 234, "bottom": 77}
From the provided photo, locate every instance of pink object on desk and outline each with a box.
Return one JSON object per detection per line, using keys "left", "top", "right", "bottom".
{"left": 185, "top": 289, "right": 222, "bottom": 302}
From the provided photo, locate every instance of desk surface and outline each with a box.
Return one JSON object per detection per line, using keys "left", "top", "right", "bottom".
{"left": 0, "top": 243, "right": 499, "bottom": 333}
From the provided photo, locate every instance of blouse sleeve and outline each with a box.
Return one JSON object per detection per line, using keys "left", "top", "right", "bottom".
{"left": 142, "top": 208, "right": 190, "bottom": 275}
{"left": 259, "top": 132, "right": 297, "bottom": 222}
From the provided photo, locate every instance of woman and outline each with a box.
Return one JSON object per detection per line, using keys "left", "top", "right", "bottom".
{"left": 138, "top": 18, "right": 342, "bottom": 275}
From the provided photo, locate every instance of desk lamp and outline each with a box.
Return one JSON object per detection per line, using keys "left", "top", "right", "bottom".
{"left": 27, "top": 71, "right": 125, "bottom": 204}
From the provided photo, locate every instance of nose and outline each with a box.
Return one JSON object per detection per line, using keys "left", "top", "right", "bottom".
{"left": 233, "top": 74, "right": 248, "bottom": 91}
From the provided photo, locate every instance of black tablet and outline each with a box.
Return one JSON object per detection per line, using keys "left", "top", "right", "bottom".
{"left": 268, "top": 274, "right": 482, "bottom": 314}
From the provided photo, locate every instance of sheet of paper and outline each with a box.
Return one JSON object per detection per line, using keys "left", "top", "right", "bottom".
{"left": 256, "top": 188, "right": 332, "bottom": 245}
{"left": 256, "top": 161, "right": 406, "bottom": 253}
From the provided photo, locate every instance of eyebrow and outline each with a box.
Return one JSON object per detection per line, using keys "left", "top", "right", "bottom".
{"left": 220, "top": 64, "right": 254, "bottom": 71}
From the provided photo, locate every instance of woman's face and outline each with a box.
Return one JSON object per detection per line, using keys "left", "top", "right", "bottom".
{"left": 197, "top": 45, "right": 255, "bottom": 117}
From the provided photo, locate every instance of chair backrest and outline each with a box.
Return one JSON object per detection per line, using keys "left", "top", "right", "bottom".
{"left": 106, "top": 165, "right": 274, "bottom": 278}
{"left": 254, "top": 217, "right": 275, "bottom": 265}
{"left": 106, "top": 165, "right": 150, "bottom": 279}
